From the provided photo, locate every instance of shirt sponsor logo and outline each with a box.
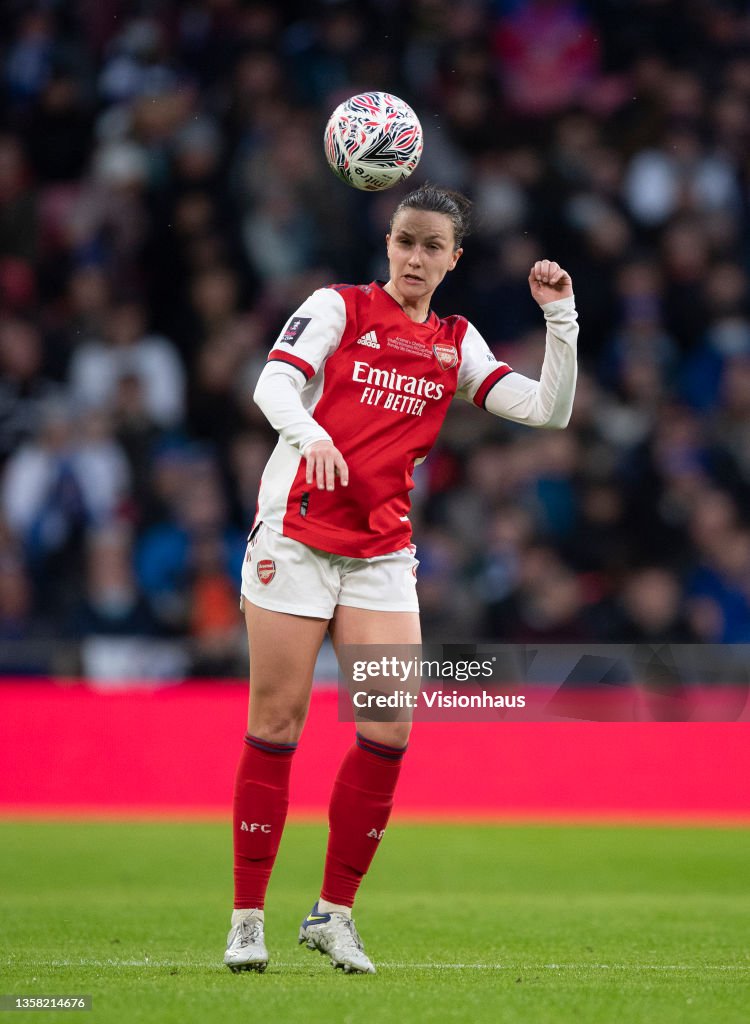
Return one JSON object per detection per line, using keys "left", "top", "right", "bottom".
{"left": 352, "top": 361, "right": 445, "bottom": 398}
{"left": 351, "top": 360, "right": 446, "bottom": 418}
{"left": 281, "top": 316, "right": 311, "bottom": 345}
{"left": 433, "top": 342, "right": 458, "bottom": 370}
{"left": 257, "top": 559, "right": 276, "bottom": 584}
{"left": 357, "top": 331, "right": 380, "bottom": 349}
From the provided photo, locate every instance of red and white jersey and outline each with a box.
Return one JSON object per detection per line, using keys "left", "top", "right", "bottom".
{"left": 252, "top": 282, "right": 515, "bottom": 558}
{"left": 252, "top": 282, "right": 581, "bottom": 561}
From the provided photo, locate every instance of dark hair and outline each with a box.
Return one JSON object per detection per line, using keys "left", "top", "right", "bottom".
{"left": 391, "top": 184, "right": 472, "bottom": 249}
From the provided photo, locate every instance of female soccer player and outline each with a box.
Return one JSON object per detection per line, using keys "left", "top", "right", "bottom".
{"left": 224, "top": 185, "right": 578, "bottom": 974}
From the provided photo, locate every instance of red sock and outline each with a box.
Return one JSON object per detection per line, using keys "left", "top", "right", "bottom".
{"left": 321, "top": 733, "right": 407, "bottom": 907}
{"left": 233, "top": 733, "right": 296, "bottom": 909}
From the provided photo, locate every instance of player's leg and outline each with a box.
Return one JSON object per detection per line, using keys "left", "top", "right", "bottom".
{"left": 226, "top": 602, "right": 329, "bottom": 972}
{"left": 326, "top": 605, "right": 420, "bottom": 899}
{"left": 299, "top": 605, "right": 420, "bottom": 974}
{"left": 226, "top": 523, "right": 336, "bottom": 972}
{"left": 330, "top": 603, "right": 420, "bottom": 748}
{"left": 238, "top": 601, "right": 329, "bottom": 899}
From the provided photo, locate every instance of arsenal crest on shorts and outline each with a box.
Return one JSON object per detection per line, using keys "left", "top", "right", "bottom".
{"left": 257, "top": 559, "right": 276, "bottom": 585}
{"left": 433, "top": 342, "right": 458, "bottom": 370}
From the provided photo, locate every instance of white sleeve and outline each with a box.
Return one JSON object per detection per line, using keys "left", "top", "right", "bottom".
{"left": 459, "top": 296, "right": 578, "bottom": 428}
{"left": 456, "top": 321, "right": 513, "bottom": 401}
{"left": 253, "top": 288, "right": 346, "bottom": 454}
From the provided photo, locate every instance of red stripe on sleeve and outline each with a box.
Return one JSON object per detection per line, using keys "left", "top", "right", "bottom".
{"left": 473, "top": 364, "right": 513, "bottom": 408}
{"left": 268, "top": 350, "right": 315, "bottom": 380}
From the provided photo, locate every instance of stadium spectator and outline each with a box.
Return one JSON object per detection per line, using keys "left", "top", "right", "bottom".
{"left": 1, "top": 401, "right": 130, "bottom": 556}
{"left": 0, "top": 551, "right": 52, "bottom": 675}
{"left": 68, "top": 297, "right": 185, "bottom": 428}
{"left": 0, "top": 317, "right": 62, "bottom": 466}
{"left": 492, "top": 0, "right": 601, "bottom": 119}
{"left": 66, "top": 523, "right": 157, "bottom": 640}
{"left": 188, "top": 530, "right": 246, "bottom": 677}
{"left": 615, "top": 566, "right": 699, "bottom": 644}
{"left": 135, "top": 449, "right": 244, "bottom": 631}
{"left": 0, "top": 135, "right": 37, "bottom": 263}
{"left": 484, "top": 544, "right": 590, "bottom": 642}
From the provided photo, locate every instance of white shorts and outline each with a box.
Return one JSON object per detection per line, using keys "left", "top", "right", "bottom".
{"left": 240, "top": 522, "right": 419, "bottom": 618}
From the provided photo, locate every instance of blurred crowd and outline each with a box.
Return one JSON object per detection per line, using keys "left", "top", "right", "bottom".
{"left": 2, "top": 0, "right": 750, "bottom": 679}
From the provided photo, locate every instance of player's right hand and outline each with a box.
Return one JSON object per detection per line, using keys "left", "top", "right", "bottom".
{"left": 303, "top": 440, "right": 349, "bottom": 491}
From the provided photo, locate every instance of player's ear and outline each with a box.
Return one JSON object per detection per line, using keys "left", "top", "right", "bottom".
{"left": 449, "top": 247, "right": 463, "bottom": 271}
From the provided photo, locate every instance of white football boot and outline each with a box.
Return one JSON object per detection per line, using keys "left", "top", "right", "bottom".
{"left": 298, "top": 902, "right": 376, "bottom": 974}
{"left": 224, "top": 911, "right": 268, "bottom": 973}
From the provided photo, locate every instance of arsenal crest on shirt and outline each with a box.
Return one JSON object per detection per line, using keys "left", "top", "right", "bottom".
{"left": 257, "top": 559, "right": 276, "bottom": 585}
{"left": 433, "top": 342, "right": 458, "bottom": 370}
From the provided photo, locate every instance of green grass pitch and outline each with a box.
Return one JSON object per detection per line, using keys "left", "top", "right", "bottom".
{"left": 1, "top": 820, "right": 749, "bottom": 1023}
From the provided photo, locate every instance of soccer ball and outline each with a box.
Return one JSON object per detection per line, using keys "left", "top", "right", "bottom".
{"left": 324, "top": 92, "right": 423, "bottom": 192}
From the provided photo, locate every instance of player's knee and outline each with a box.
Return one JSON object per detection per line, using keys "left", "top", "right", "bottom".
{"left": 357, "top": 722, "right": 411, "bottom": 751}
{"left": 248, "top": 708, "right": 307, "bottom": 745}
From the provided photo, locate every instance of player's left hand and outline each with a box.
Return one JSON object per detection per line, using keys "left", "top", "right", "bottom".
{"left": 528, "top": 261, "right": 573, "bottom": 306}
